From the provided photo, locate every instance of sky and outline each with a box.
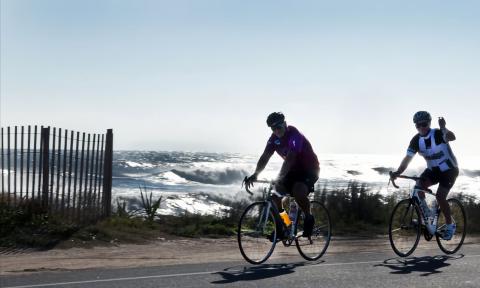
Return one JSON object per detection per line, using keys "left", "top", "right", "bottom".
{"left": 1, "top": 0, "right": 479, "bottom": 158}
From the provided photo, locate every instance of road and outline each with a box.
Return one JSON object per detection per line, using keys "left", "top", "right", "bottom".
{"left": 1, "top": 241, "right": 480, "bottom": 288}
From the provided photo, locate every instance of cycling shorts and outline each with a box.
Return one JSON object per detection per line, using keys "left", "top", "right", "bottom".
{"left": 420, "top": 167, "right": 459, "bottom": 190}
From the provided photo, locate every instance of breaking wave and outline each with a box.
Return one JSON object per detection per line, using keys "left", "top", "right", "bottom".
{"left": 170, "top": 168, "right": 248, "bottom": 185}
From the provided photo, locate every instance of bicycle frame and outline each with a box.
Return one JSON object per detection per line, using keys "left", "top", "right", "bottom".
{"left": 410, "top": 187, "right": 440, "bottom": 230}
{"left": 390, "top": 173, "right": 440, "bottom": 236}
{"left": 243, "top": 179, "right": 301, "bottom": 242}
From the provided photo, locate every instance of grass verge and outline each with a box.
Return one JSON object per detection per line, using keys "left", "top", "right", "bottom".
{"left": 1, "top": 182, "right": 479, "bottom": 249}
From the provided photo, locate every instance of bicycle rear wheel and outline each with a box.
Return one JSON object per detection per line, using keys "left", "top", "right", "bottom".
{"left": 389, "top": 199, "right": 421, "bottom": 257}
{"left": 436, "top": 198, "right": 467, "bottom": 254}
{"left": 295, "top": 200, "right": 331, "bottom": 261}
{"left": 237, "top": 201, "right": 277, "bottom": 264}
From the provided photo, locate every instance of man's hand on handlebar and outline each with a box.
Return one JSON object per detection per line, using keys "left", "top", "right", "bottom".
{"left": 244, "top": 173, "right": 258, "bottom": 190}
{"left": 390, "top": 170, "right": 400, "bottom": 180}
{"left": 389, "top": 171, "right": 401, "bottom": 188}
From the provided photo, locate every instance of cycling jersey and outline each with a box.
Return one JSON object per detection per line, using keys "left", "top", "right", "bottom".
{"left": 407, "top": 128, "right": 458, "bottom": 172}
{"left": 264, "top": 125, "right": 319, "bottom": 172}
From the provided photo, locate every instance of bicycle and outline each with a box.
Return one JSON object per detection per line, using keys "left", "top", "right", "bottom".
{"left": 388, "top": 172, "right": 467, "bottom": 257}
{"left": 237, "top": 178, "right": 331, "bottom": 264}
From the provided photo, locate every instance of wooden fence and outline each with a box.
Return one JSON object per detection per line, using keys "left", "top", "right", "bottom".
{"left": 0, "top": 126, "right": 113, "bottom": 223}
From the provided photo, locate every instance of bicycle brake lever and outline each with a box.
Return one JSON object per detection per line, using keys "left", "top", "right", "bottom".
{"left": 390, "top": 178, "right": 400, "bottom": 189}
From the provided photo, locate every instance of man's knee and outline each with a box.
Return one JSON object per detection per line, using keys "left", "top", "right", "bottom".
{"left": 416, "top": 178, "right": 431, "bottom": 190}
{"left": 272, "top": 194, "right": 282, "bottom": 207}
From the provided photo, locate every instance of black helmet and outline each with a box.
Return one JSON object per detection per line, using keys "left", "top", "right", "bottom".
{"left": 413, "top": 111, "right": 432, "bottom": 123}
{"left": 266, "top": 112, "right": 285, "bottom": 127}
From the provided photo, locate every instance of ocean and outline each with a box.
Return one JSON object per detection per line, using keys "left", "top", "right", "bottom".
{"left": 112, "top": 151, "right": 480, "bottom": 215}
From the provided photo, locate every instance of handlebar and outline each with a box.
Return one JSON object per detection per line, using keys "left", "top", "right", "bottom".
{"left": 241, "top": 177, "right": 276, "bottom": 195}
{"left": 388, "top": 171, "right": 422, "bottom": 189}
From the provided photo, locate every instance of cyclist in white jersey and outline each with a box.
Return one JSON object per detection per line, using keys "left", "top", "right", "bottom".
{"left": 391, "top": 111, "right": 459, "bottom": 240}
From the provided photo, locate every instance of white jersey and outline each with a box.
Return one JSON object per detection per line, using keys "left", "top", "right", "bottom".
{"left": 407, "top": 128, "right": 458, "bottom": 172}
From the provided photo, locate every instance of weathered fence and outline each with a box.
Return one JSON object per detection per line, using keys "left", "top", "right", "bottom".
{"left": 0, "top": 126, "right": 113, "bottom": 223}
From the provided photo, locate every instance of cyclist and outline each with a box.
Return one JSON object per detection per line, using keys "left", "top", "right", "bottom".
{"left": 245, "top": 112, "right": 320, "bottom": 239}
{"left": 391, "top": 111, "right": 459, "bottom": 240}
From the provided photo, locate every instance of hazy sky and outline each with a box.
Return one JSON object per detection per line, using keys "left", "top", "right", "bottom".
{"left": 1, "top": 0, "right": 479, "bottom": 157}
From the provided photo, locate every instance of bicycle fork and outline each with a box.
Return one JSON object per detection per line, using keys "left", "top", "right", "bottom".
{"left": 258, "top": 202, "right": 272, "bottom": 232}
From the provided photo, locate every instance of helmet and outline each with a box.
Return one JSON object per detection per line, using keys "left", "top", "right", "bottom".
{"left": 413, "top": 111, "right": 432, "bottom": 123}
{"left": 266, "top": 112, "right": 285, "bottom": 127}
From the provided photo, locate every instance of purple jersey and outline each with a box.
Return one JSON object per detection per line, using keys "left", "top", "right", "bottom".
{"left": 264, "top": 125, "right": 319, "bottom": 171}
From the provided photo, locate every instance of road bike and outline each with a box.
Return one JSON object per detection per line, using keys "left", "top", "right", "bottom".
{"left": 237, "top": 178, "right": 331, "bottom": 264}
{"left": 388, "top": 172, "right": 467, "bottom": 257}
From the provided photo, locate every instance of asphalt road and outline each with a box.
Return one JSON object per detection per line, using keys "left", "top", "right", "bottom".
{"left": 2, "top": 242, "right": 480, "bottom": 288}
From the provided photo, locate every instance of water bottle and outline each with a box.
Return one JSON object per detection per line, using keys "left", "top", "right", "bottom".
{"left": 279, "top": 211, "right": 292, "bottom": 226}
{"left": 289, "top": 201, "right": 297, "bottom": 225}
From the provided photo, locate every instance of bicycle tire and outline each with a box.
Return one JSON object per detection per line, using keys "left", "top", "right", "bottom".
{"left": 237, "top": 201, "right": 277, "bottom": 264}
{"left": 295, "top": 200, "right": 331, "bottom": 261}
{"left": 389, "top": 199, "right": 421, "bottom": 257}
{"left": 436, "top": 198, "right": 467, "bottom": 254}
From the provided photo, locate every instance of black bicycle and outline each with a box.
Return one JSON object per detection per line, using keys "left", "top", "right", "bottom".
{"left": 388, "top": 172, "right": 467, "bottom": 257}
{"left": 237, "top": 179, "right": 331, "bottom": 264}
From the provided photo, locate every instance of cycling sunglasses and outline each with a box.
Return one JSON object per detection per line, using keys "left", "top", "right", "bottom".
{"left": 415, "top": 121, "right": 430, "bottom": 128}
{"left": 270, "top": 123, "right": 285, "bottom": 130}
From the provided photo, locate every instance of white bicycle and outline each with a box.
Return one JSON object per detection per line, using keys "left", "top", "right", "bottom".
{"left": 388, "top": 172, "right": 467, "bottom": 257}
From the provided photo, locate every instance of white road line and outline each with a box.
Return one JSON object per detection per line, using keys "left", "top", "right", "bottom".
{"left": 2, "top": 271, "right": 215, "bottom": 288}
{"left": 4, "top": 254, "right": 480, "bottom": 288}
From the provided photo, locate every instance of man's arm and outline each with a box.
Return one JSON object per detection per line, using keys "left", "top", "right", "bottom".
{"left": 245, "top": 148, "right": 274, "bottom": 189}
{"left": 393, "top": 155, "right": 413, "bottom": 176}
{"left": 253, "top": 150, "right": 274, "bottom": 177}
{"left": 443, "top": 129, "right": 456, "bottom": 142}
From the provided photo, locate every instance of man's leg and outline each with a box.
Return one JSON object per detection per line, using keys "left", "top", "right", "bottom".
{"left": 416, "top": 177, "right": 434, "bottom": 199}
{"left": 292, "top": 182, "right": 310, "bottom": 216}
{"left": 273, "top": 182, "right": 289, "bottom": 211}
{"left": 270, "top": 182, "right": 288, "bottom": 240}
{"left": 292, "top": 182, "right": 314, "bottom": 237}
{"left": 437, "top": 186, "right": 452, "bottom": 224}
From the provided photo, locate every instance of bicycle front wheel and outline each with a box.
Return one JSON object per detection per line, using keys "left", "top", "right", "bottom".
{"left": 295, "top": 200, "right": 331, "bottom": 261}
{"left": 237, "top": 201, "right": 277, "bottom": 264}
{"left": 436, "top": 198, "right": 467, "bottom": 254}
{"left": 389, "top": 199, "right": 421, "bottom": 257}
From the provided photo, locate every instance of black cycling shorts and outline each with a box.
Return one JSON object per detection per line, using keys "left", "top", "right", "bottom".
{"left": 281, "top": 169, "right": 319, "bottom": 195}
{"left": 420, "top": 167, "right": 459, "bottom": 189}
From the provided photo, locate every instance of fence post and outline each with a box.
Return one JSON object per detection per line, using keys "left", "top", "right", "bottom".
{"left": 41, "top": 127, "right": 50, "bottom": 209}
{"left": 102, "top": 129, "right": 113, "bottom": 217}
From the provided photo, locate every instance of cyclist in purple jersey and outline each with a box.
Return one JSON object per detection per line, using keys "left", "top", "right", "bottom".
{"left": 245, "top": 112, "right": 320, "bottom": 238}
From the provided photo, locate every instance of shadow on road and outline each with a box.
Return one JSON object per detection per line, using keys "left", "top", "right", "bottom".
{"left": 375, "top": 254, "right": 464, "bottom": 276}
{"left": 211, "top": 261, "right": 323, "bottom": 284}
